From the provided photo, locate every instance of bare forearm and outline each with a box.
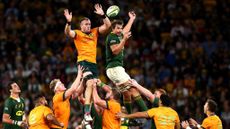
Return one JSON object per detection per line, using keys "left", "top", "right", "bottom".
{"left": 103, "top": 17, "right": 111, "bottom": 29}
{"left": 93, "top": 87, "right": 101, "bottom": 103}
{"left": 65, "top": 75, "right": 82, "bottom": 98}
{"left": 125, "top": 112, "right": 148, "bottom": 119}
{"left": 2, "top": 116, "right": 13, "bottom": 124}
{"left": 123, "top": 19, "right": 134, "bottom": 33}
{"left": 135, "top": 84, "right": 155, "bottom": 102}
{"left": 65, "top": 24, "right": 71, "bottom": 35}
{"left": 113, "top": 39, "right": 126, "bottom": 55}
{"left": 47, "top": 114, "right": 63, "bottom": 128}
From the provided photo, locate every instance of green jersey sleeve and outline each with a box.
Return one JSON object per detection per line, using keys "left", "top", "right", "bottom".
{"left": 108, "top": 34, "right": 120, "bottom": 46}
{"left": 3, "top": 99, "right": 13, "bottom": 115}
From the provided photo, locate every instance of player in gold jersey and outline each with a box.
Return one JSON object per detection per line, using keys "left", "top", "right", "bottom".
{"left": 117, "top": 94, "right": 180, "bottom": 129}
{"left": 64, "top": 4, "right": 111, "bottom": 125}
{"left": 92, "top": 81, "right": 121, "bottom": 129}
{"left": 28, "top": 95, "right": 63, "bottom": 129}
{"left": 181, "top": 99, "right": 223, "bottom": 129}
{"left": 49, "top": 65, "right": 84, "bottom": 129}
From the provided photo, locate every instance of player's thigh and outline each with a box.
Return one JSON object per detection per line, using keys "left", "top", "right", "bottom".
{"left": 78, "top": 61, "right": 98, "bottom": 80}
{"left": 106, "top": 66, "right": 130, "bottom": 84}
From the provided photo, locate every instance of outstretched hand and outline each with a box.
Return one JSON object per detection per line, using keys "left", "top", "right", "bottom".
{"left": 181, "top": 121, "right": 190, "bottom": 128}
{"left": 94, "top": 4, "right": 104, "bottom": 16}
{"left": 123, "top": 31, "right": 132, "bottom": 40}
{"left": 116, "top": 112, "right": 127, "bottom": 119}
{"left": 64, "top": 9, "right": 72, "bottom": 22}
{"left": 128, "top": 11, "right": 136, "bottom": 20}
{"left": 189, "top": 118, "right": 198, "bottom": 126}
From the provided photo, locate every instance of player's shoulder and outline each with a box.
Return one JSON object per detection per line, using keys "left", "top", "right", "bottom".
{"left": 20, "top": 97, "right": 25, "bottom": 102}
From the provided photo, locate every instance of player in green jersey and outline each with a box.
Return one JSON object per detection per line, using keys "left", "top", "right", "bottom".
{"left": 2, "top": 82, "right": 28, "bottom": 129}
{"left": 105, "top": 11, "right": 148, "bottom": 126}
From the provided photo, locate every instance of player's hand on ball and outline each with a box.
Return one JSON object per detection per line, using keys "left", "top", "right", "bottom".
{"left": 123, "top": 32, "right": 132, "bottom": 40}
{"left": 94, "top": 4, "right": 104, "bottom": 16}
{"left": 129, "top": 11, "right": 136, "bottom": 20}
{"left": 64, "top": 9, "right": 72, "bottom": 22}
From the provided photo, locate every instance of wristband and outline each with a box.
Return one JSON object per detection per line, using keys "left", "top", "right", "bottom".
{"left": 13, "top": 120, "right": 22, "bottom": 126}
{"left": 98, "top": 82, "right": 105, "bottom": 87}
{"left": 67, "top": 22, "right": 71, "bottom": 25}
{"left": 197, "top": 124, "right": 201, "bottom": 128}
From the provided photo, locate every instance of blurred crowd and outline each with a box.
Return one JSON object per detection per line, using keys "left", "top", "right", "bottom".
{"left": 0, "top": 0, "right": 229, "bottom": 128}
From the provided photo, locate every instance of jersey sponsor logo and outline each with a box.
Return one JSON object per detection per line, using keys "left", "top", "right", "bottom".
{"left": 158, "top": 115, "right": 176, "bottom": 125}
{"left": 16, "top": 111, "right": 24, "bottom": 116}
{"left": 89, "top": 33, "right": 94, "bottom": 37}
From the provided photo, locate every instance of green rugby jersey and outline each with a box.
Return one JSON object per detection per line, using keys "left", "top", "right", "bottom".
{"left": 3, "top": 97, "right": 25, "bottom": 129}
{"left": 105, "top": 33, "right": 124, "bottom": 69}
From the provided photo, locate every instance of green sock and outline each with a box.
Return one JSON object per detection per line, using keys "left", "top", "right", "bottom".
{"left": 134, "top": 95, "right": 148, "bottom": 111}
{"left": 84, "top": 104, "right": 90, "bottom": 113}
{"left": 124, "top": 101, "right": 132, "bottom": 114}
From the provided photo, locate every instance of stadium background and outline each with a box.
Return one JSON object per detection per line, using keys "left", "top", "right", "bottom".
{"left": 0, "top": 0, "right": 229, "bottom": 128}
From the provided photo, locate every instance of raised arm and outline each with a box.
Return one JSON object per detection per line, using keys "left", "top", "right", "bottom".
{"left": 122, "top": 11, "right": 136, "bottom": 34}
{"left": 64, "top": 65, "right": 84, "bottom": 99}
{"left": 64, "top": 9, "right": 76, "bottom": 38}
{"left": 110, "top": 32, "right": 132, "bottom": 55}
{"left": 96, "top": 79, "right": 112, "bottom": 99}
{"left": 116, "top": 111, "right": 149, "bottom": 119}
{"left": 130, "top": 79, "right": 156, "bottom": 103}
{"left": 92, "top": 83, "right": 107, "bottom": 109}
{"left": 94, "top": 4, "right": 111, "bottom": 34}
{"left": 72, "top": 79, "right": 84, "bottom": 99}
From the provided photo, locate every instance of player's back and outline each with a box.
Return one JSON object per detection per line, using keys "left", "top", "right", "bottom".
{"left": 102, "top": 99, "right": 121, "bottom": 129}
{"left": 51, "top": 91, "right": 70, "bottom": 129}
{"left": 28, "top": 105, "right": 52, "bottom": 129}
{"left": 74, "top": 28, "right": 98, "bottom": 63}
{"left": 202, "top": 115, "right": 223, "bottom": 129}
{"left": 147, "top": 107, "right": 180, "bottom": 129}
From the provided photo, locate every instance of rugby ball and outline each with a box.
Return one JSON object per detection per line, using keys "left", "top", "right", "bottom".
{"left": 106, "top": 5, "right": 120, "bottom": 17}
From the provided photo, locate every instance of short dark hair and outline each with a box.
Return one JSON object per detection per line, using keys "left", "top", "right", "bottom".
{"left": 112, "top": 88, "right": 121, "bottom": 101}
{"left": 206, "top": 99, "right": 217, "bottom": 112}
{"left": 34, "top": 94, "right": 44, "bottom": 104}
{"left": 160, "top": 94, "right": 171, "bottom": 107}
{"left": 7, "top": 81, "right": 15, "bottom": 93}
{"left": 111, "top": 20, "right": 123, "bottom": 29}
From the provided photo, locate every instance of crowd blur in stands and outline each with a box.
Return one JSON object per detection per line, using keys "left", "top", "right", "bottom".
{"left": 0, "top": 0, "right": 229, "bottom": 128}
